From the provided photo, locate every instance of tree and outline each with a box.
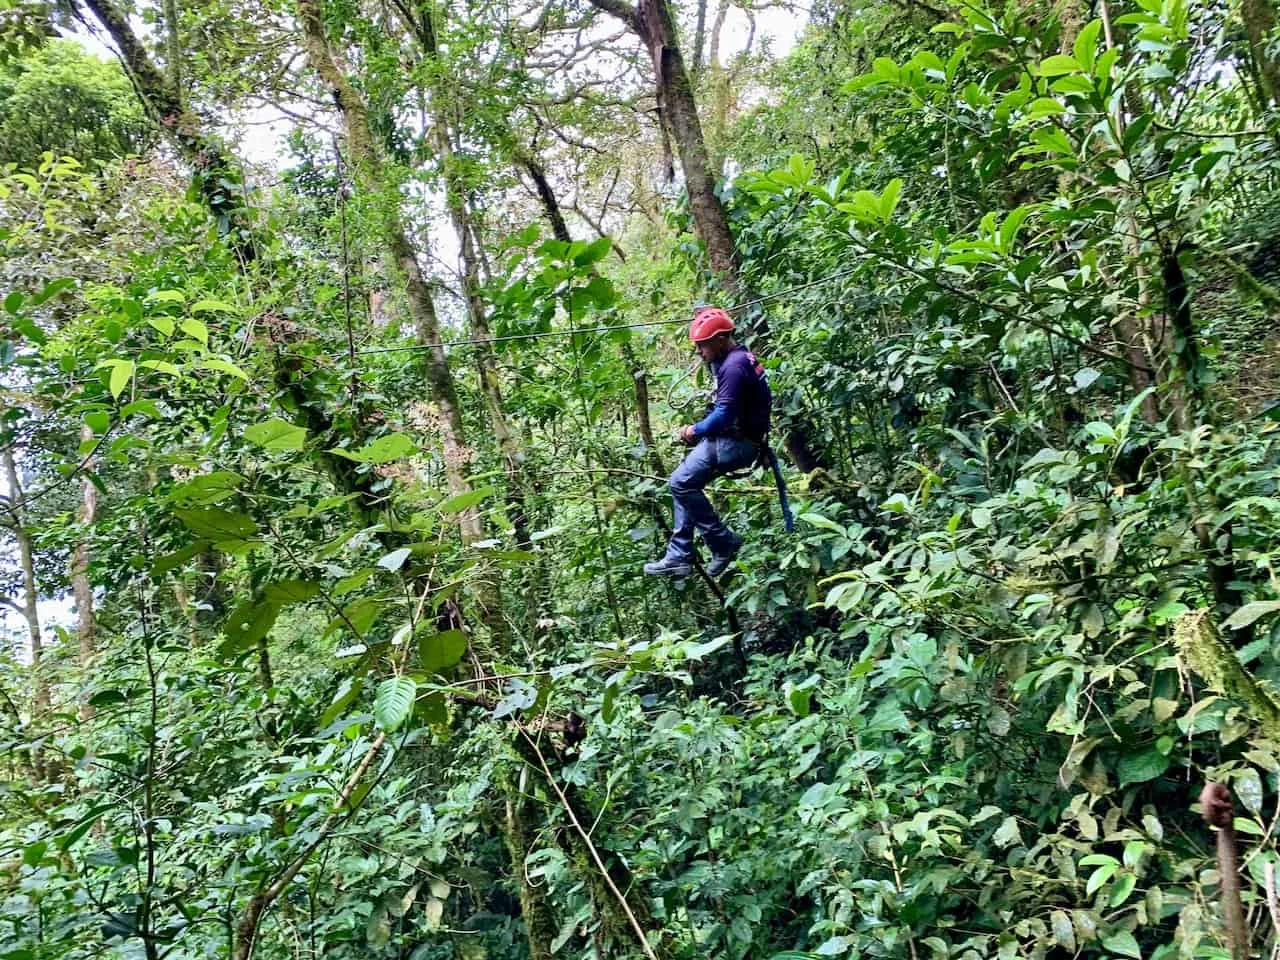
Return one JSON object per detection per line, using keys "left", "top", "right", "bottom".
{"left": 585, "top": 0, "right": 743, "bottom": 295}
{"left": 0, "top": 39, "right": 151, "bottom": 166}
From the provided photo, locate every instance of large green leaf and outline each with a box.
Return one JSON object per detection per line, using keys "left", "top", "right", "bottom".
{"left": 1224, "top": 600, "right": 1280, "bottom": 631}
{"left": 329, "top": 433, "right": 417, "bottom": 463}
{"left": 418, "top": 629, "right": 468, "bottom": 673}
{"left": 438, "top": 485, "right": 496, "bottom": 514}
{"left": 220, "top": 599, "right": 281, "bottom": 657}
{"left": 168, "top": 471, "right": 242, "bottom": 505}
{"left": 151, "top": 541, "right": 210, "bottom": 575}
{"left": 1100, "top": 930, "right": 1140, "bottom": 959}
{"left": 375, "top": 676, "right": 417, "bottom": 732}
{"left": 320, "top": 676, "right": 364, "bottom": 728}
{"left": 1117, "top": 747, "right": 1169, "bottom": 786}
{"left": 175, "top": 508, "right": 257, "bottom": 540}
{"left": 244, "top": 418, "right": 308, "bottom": 451}
{"left": 264, "top": 580, "right": 320, "bottom": 605}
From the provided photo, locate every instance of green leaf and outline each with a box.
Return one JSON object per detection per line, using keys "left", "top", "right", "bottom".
{"left": 415, "top": 691, "right": 449, "bottom": 730}
{"left": 584, "top": 275, "right": 616, "bottom": 307}
{"left": 168, "top": 471, "right": 242, "bottom": 505}
{"left": 418, "top": 629, "right": 468, "bottom": 673}
{"left": 1051, "top": 910, "right": 1076, "bottom": 951}
{"left": 221, "top": 599, "right": 281, "bottom": 656}
{"left": 191, "top": 299, "right": 238, "bottom": 314}
{"left": 264, "top": 580, "right": 320, "bottom": 605}
{"left": 367, "top": 906, "right": 390, "bottom": 949}
{"left": 1039, "top": 53, "right": 1082, "bottom": 75}
{"left": 146, "top": 289, "right": 186, "bottom": 304}
{"left": 375, "top": 676, "right": 417, "bottom": 732}
{"left": 329, "top": 432, "right": 417, "bottom": 463}
{"left": 339, "top": 597, "right": 382, "bottom": 637}
{"left": 122, "top": 399, "right": 162, "bottom": 419}
{"left": 151, "top": 541, "right": 209, "bottom": 575}
{"left": 84, "top": 411, "right": 110, "bottom": 435}
{"left": 319, "top": 676, "right": 363, "bottom": 728}
{"left": 147, "top": 316, "right": 175, "bottom": 336}
{"left": 333, "top": 567, "right": 376, "bottom": 597}
{"left": 180, "top": 317, "right": 208, "bottom": 344}
{"left": 100, "top": 359, "right": 134, "bottom": 399}
{"left": 1100, "top": 930, "right": 1140, "bottom": 959}
{"left": 22, "top": 840, "right": 47, "bottom": 867}
{"left": 1118, "top": 747, "right": 1169, "bottom": 786}
{"left": 1235, "top": 767, "right": 1264, "bottom": 815}
{"left": 200, "top": 358, "right": 247, "bottom": 379}
{"left": 244, "top": 418, "right": 307, "bottom": 451}
{"left": 880, "top": 178, "right": 903, "bottom": 220}
{"left": 574, "top": 237, "right": 612, "bottom": 266}
{"left": 438, "top": 485, "right": 497, "bottom": 514}
{"left": 89, "top": 688, "right": 130, "bottom": 707}
{"left": 57, "top": 804, "right": 114, "bottom": 851}
{"left": 992, "top": 816, "right": 1021, "bottom": 848}
{"left": 138, "top": 359, "right": 180, "bottom": 376}
{"left": 30, "top": 278, "right": 75, "bottom": 306}
{"left": 1087, "top": 862, "right": 1118, "bottom": 895}
{"left": 787, "top": 685, "right": 812, "bottom": 717}
{"left": 174, "top": 508, "right": 257, "bottom": 540}
{"left": 1109, "top": 872, "right": 1136, "bottom": 907}
{"left": 1224, "top": 601, "right": 1280, "bottom": 630}
{"left": 4, "top": 290, "right": 25, "bottom": 314}
{"left": 1031, "top": 126, "right": 1075, "bottom": 156}
{"left": 601, "top": 678, "right": 618, "bottom": 724}
{"left": 1074, "top": 19, "right": 1102, "bottom": 71}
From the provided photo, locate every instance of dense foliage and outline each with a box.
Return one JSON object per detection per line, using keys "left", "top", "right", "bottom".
{"left": 2, "top": 0, "right": 1280, "bottom": 958}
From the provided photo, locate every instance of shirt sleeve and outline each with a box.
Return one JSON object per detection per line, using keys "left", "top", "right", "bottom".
{"left": 691, "top": 402, "right": 733, "bottom": 438}
{"left": 691, "top": 355, "right": 746, "bottom": 438}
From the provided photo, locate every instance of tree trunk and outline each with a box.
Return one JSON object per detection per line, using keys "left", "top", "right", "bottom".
{"left": 296, "top": 0, "right": 482, "bottom": 544}
{"left": 691, "top": 0, "right": 708, "bottom": 81}
{"left": 3, "top": 447, "right": 46, "bottom": 714}
{"left": 587, "top": 0, "right": 741, "bottom": 296}
{"left": 71, "top": 425, "right": 97, "bottom": 721}
{"left": 80, "top": 0, "right": 256, "bottom": 264}
{"left": 504, "top": 788, "right": 559, "bottom": 960}
{"left": 622, "top": 344, "right": 668, "bottom": 478}
{"left": 1242, "top": 0, "right": 1280, "bottom": 107}
{"left": 704, "top": 0, "right": 733, "bottom": 175}
{"left": 520, "top": 154, "right": 574, "bottom": 245}
{"left": 436, "top": 126, "right": 531, "bottom": 554}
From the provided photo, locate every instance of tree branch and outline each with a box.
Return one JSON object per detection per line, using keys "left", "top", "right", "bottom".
{"left": 584, "top": 0, "right": 642, "bottom": 34}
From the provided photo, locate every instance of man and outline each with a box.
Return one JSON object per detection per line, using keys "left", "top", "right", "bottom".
{"left": 644, "top": 306, "right": 772, "bottom": 578}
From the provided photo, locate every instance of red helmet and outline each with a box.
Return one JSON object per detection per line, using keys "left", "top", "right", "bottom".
{"left": 689, "top": 306, "right": 734, "bottom": 342}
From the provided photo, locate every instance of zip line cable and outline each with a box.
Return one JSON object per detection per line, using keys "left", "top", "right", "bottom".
{"left": 349, "top": 265, "right": 867, "bottom": 358}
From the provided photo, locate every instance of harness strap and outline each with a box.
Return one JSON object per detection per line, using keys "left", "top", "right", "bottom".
{"left": 720, "top": 440, "right": 794, "bottom": 534}
{"left": 765, "top": 446, "right": 795, "bottom": 533}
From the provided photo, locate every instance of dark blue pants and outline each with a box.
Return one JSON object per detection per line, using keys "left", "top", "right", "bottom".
{"left": 664, "top": 436, "right": 758, "bottom": 562}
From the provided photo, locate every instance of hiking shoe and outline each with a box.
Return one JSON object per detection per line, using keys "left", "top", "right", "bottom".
{"left": 707, "top": 535, "right": 743, "bottom": 577}
{"left": 643, "top": 556, "right": 693, "bottom": 577}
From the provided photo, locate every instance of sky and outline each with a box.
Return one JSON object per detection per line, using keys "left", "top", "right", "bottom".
{"left": 69, "top": 3, "right": 806, "bottom": 168}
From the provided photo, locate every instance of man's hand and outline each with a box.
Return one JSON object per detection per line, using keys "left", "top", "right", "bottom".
{"left": 676, "top": 425, "right": 697, "bottom": 446}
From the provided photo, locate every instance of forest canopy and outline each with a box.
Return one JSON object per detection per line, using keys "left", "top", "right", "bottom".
{"left": 2, "top": 0, "right": 1280, "bottom": 958}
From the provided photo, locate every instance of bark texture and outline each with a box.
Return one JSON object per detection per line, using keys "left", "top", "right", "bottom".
{"left": 586, "top": 0, "right": 741, "bottom": 296}
{"left": 297, "top": 0, "right": 482, "bottom": 543}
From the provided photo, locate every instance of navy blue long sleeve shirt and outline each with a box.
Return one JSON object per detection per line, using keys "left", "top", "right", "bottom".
{"left": 691, "top": 345, "right": 772, "bottom": 440}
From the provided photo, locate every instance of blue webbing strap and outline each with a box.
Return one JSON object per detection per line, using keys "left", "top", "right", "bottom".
{"left": 766, "top": 446, "right": 795, "bottom": 533}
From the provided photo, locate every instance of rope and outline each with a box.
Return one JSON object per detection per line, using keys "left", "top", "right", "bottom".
{"left": 350, "top": 265, "right": 864, "bottom": 357}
